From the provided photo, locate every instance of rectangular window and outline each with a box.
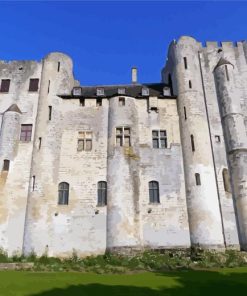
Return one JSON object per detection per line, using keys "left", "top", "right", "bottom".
{"left": 29, "top": 79, "right": 39, "bottom": 92}
{"left": 48, "top": 106, "right": 52, "bottom": 120}
{"left": 80, "top": 98, "right": 85, "bottom": 106}
{"left": 191, "top": 134, "right": 195, "bottom": 152}
{"left": 0, "top": 79, "right": 10, "bottom": 92}
{"left": 225, "top": 65, "right": 229, "bottom": 81}
{"left": 152, "top": 130, "right": 167, "bottom": 148}
{"left": 119, "top": 97, "right": 125, "bottom": 106}
{"left": 118, "top": 88, "right": 125, "bottom": 95}
{"left": 77, "top": 131, "right": 92, "bottom": 151}
{"left": 57, "top": 62, "right": 60, "bottom": 72}
{"left": 20, "top": 124, "right": 32, "bottom": 142}
{"left": 2, "top": 159, "right": 10, "bottom": 171}
{"left": 189, "top": 80, "right": 192, "bottom": 88}
{"left": 115, "top": 127, "right": 131, "bottom": 147}
{"left": 215, "top": 135, "right": 221, "bottom": 143}
{"left": 48, "top": 80, "right": 50, "bottom": 93}
{"left": 195, "top": 173, "right": 201, "bottom": 186}
{"left": 183, "top": 57, "right": 188, "bottom": 69}
{"left": 184, "top": 106, "right": 187, "bottom": 120}
{"left": 96, "top": 98, "right": 102, "bottom": 107}
{"left": 38, "top": 137, "right": 42, "bottom": 150}
{"left": 96, "top": 88, "right": 104, "bottom": 96}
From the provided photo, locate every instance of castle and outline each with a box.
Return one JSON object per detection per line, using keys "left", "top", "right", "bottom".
{"left": 0, "top": 36, "right": 247, "bottom": 257}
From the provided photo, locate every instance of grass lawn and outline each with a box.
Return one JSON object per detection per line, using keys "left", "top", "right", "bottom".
{"left": 0, "top": 268, "right": 247, "bottom": 296}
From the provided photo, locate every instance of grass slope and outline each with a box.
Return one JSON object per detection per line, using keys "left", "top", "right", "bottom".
{"left": 0, "top": 268, "right": 247, "bottom": 296}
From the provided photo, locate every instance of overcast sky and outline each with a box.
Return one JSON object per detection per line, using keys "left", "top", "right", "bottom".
{"left": 0, "top": 1, "right": 246, "bottom": 85}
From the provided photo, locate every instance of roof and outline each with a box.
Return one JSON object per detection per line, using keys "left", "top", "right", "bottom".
{"left": 5, "top": 104, "right": 22, "bottom": 114}
{"left": 59, "top": 83, "right": 176, "bottom": 99}
{"left": 214, "top": 57, "right": 234, "bottom": 71}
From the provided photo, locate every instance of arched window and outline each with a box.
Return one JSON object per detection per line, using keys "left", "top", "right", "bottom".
{"left": 97, "top": 181, "right": 107, "bottom": 206}
{"left": 58, "top": 182, "right": 69, "bottom": 205}
{"left": 149, "top": 181, "right": 160, "bottom": 203}
{"left": 223, "top": 169, "right": 231, "bottom": 193}
{"left": 2, "top": 159, "right": 10, "bottom": 171}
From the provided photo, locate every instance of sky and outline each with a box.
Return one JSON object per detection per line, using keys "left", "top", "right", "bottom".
{"left": 0, "top": 0, "right": 246, "bottom": 85}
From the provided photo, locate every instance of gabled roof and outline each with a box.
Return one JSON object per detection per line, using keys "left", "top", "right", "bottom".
{"left": 214, "top": 57, "right": 234, "bottom": 71}
{"left": 5, "top": 104, "right": 22, "bottom": 114}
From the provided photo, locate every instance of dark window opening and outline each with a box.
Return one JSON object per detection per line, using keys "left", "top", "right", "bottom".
{"left": 20, "top": 124, "right": 32, "bottom": 142}
{"left": 195, "top": 173, "right": 201, "bottom": 185}
{"left": 97, "top": 181, "right": 107, "bottom": 206}
{"left": 215, "top": 135, "right": 221, "bottom": 143}
{"left": 96, "top": 98, "right": 102, "bottom": 107}
{"left": 58, "top": 182, "right": 69, "bottom": 205}
{"left": 32, "top": 176, "right": 35, "bottom": 191}
{"left": 57, "top": 62, "right": 60, "bottom": 72}
{"left": 225, "top": 65, "right": 229, "bottom": 81}
{"left": 38, "top": 137, "right": 42, "bottom": 150}
{"left": 119, "top": 97, "right": 125, "bottom": 106}
{"left": 2, "top": 159, "right": 10, "bottom": 171}
{"left": 149, "top": 181, "right": 160, "bottom": 203}
{"left": 0, "top": 79, "right": 10, "bottom": 92}
{"left": 29, "top": 79, "right": 39, "bottom": 92}
{"left": 168, "top": 74, "right": 174, "bottom": 96}
{"left": 48, "top": 106, "right": 52, "bottom": 121}
{"left": 48, "top": 80, "right": 50, "bottom": 93}
{"left": 80, "top": 98, "right": 85, "bottom": 106}
{"left": 184, "top": 106, "right": 187, "bottom": 120}
{"left": 191, "top": 134, "right": 195, "bottom": 152}
{"left": 183, "top": 57, "right": 188, "bottom": 69}
{"left": 189, "top": 80, "right": 192, "bottom": 89}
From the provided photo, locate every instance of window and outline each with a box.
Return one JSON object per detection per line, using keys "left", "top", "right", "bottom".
{"left": 184, "top": 106, "right": 187, "bottom": 120}
{"left": 2, "top": 159, "right": 10, "bottom": 171}
{"left": 32, "top": 176, "right": 35, "bottom": 191}
{"left": 152, "top": 130, "right": 167, "bottom": 148}
{"left": 48, "top": 106, "right": 52, "bottom": 120}
{"left": 142, "top": 87, "right": 149, "bottom": 96}
{"left": 58, "top": 182, "right": 69, "bottom": 205}
{"left": 48, "top": 80, "right": 50, "bottom": 93}
{"left": 191, "top": 134, "right": 195, "bottom": 152}
{"left": 189, "top": 80, "right": 192, "bottom": 89}
{"left": 183, "top": 57, "right": 188, "bottom": 69}
{"left": 80, "top": 98, "right": 85, "bottom": 106}
{"left": 149, "top": 181, "right": 160, "bottom": 203}
{"left": 119, "top": 97, "right": 125, "bottom": 106}
{"left": 118, "top": 88, "right": 125, "bottom": 95}
{"left": 215, "top": 135, "right": 221, "bottom": 143}
{"left": 57, "top": 62, "right": 60, "bottom": 72}
{"left": 77, "top": 131, "right": 92, "bottom": 151}
{"left": 223, "top": 169, "right": 231, "bottom": 193}
{"left": 116, "top": 127, "right": 130, "bottom": 147}
{"left": 38, "top": 137, "right": 42, "bottom": 149}
{"left": 0, "top": 79, "right": 10, "bottom": 92}
{"left": 96, "top": 98, "right": 102, "bottom": 107}
{"left": 29, "top": 79, "right": 39, "bottom": 92}
{"left": 20, "top": 124, "right": 32, "bottom": 142}
{"left": 73, "top": 87, "right": 82, "bottom": 96}
{"left": 195, "top": 173, "right": 201, "bottom": 186}
{"left": 96, "top": 88, "right": 104, "bottom": 96}
{"left": 225, "top": 65, "right": 229, "bottom": 81}
{"left": 97, "top": 181, "right": 107, "bottom": 206}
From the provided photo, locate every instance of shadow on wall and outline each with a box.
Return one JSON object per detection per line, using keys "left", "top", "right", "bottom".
{"left": 30, "top": 270, "right": 247, "bottom": 296}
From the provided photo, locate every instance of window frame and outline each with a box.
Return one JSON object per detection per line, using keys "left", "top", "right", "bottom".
{"left": 20, "top": 124, "right": 33, "bottom": 142}
{"left": 152, "top": 130, "right": 167, "bottom": 149}
{"left": 0, "top": 79, "right": 10, "bottom": 93}
{"left": 58, "top": 182, "right": 69, "bottom": 205}
{"left": 115, "top": 126, "right": 131, "bottom": 147}
{"left": 97, "top": 181, "right": 107, "bottom": 206}
{"left": 149, "top": 181, "right": 160, "bottom": 204}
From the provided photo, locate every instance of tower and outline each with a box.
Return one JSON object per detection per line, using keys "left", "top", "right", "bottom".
{"left": 214, "top": 58, "right": 247, "bottom": 250}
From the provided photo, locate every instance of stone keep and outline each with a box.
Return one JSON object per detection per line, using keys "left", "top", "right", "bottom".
{"left": 0, "top": 36, "right": 246, "bottom": 257}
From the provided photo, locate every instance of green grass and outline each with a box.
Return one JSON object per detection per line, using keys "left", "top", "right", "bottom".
{"left": 1, "top": 268, "right": 247, "bottom": 296}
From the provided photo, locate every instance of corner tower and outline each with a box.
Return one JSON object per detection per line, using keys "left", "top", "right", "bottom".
{"left": 163, "top": 36, "right": 225, "bottom": 249}
{"left": 214, "top": 58, "right": 247, "bottom": 250}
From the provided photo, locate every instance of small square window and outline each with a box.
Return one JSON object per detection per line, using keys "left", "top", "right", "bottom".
{"left": 215, "top": 135, "right": 221, "bottom": 143}
{"left": 0, "top": 79, "right": 10, "bottom": 93}
{"left": 142, "top": 87, "right": 149, "bottom": 96}
{"left": 29, "top": 79, "right": 39, "bottom": 92}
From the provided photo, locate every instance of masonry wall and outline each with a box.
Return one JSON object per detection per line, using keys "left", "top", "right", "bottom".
{"left": 0, "top": 60, "right": 42, "bottom": 255}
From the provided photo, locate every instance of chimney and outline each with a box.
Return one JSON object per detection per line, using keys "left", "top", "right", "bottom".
{"left": 131, "top": 67, "right": 137, "bottom": 84}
